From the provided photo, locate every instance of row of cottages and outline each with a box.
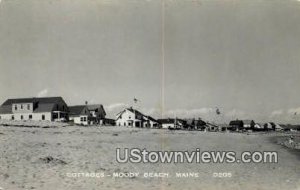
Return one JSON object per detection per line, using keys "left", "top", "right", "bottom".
{"left": 116, "top": 107, "right": 159, "bottom": 128}
{"left": 228, "top": 120, "right": 285, "bottom": 131}
{"left": 69, "top": 104, "right": 106, "bottom": 126}
{"left": 0, "top": 97, "right": 69, "bottom": 121}
{"left": 228, "top": 120, "right": 255, "bottom": 131}
{"left": 0, "top": 97, "right": 107, "bottom": 125}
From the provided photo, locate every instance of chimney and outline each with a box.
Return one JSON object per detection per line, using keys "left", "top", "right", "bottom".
{"left": 85, "top": 101, "right": 88, "bottom": 105}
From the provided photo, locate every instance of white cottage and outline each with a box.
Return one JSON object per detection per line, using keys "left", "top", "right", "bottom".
{"left": 69, "top": 105, "right": 90, "bottom": 126}
{"left": 116, "top": 107, "right": 159, "bottom": 128}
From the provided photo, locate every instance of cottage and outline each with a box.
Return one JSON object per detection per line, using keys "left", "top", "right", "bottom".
{"left": 0, "top": 97, "right": 68, "bottom": 122}
{"left": 116, "top": 107, "right": 159, "bottom": 128}
{"left": 69, "top": 105, "right": 90, "bottom": 125}
{"left": 186, "top": 118, "right": 206, "bottom": 130}
{"left": 263, "top": 122, "right": 275, "bottom": 131}
{"left": 86, "top": 104, "right": 106, "bottom": 125}
{"left": 229, "top": 120, "right": 243, "bottom": 131}
{"left": 242, "top": 120, "right": 255, "bottom": 130}
{"left": 157, "top": 118, "right": 186, "bottom": 130}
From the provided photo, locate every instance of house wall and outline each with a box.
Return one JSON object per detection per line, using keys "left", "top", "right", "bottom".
{"left": 12, "top": 103, "right": 34, "bottom": 114}
{"left": 0, "top": 112, "right": 52, "bottom": 121}
{"left": 116, "top": 110, "right": 141, "bottom": 127}
{"left": 143, "top": 120, "right": 159, "bottom": 128}
{"left": 161, "top": 123, "right": 175, "bottom": 129}
{"left": 73, "top": 116, "right": 89, "bottom": 125}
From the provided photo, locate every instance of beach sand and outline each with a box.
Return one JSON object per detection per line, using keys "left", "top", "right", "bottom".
{"left": 0, "top": 126, "right": 299, "bottom": 190}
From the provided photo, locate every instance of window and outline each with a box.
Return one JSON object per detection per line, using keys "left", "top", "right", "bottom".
{"left": 0, "top": 116, "right": 1, "bottom": 120}
{"left": 124, "top": 122, "right": 126, "bottom": 126}
{"left": 83, "top": 117, "right": 87, "bottom": 122}
{"left": 21, "top": 104, "right": 23, "bottom": 109}
{"left": 27, "top": 104, "right": 30, "bottom": 110}
{"left": 21, "top": 115, "right": 23, "bottom": 120}
{"left": 12, "top": 115, "right": 14, "bottom": 120}
{"left": 80, "top": 117, "right": 84, "bottom": 122}
{"left": 42, "top": 115, "right": 45, "bottom": 120}
{"left": 15, "top": 105, "right": 17, "bottom": 111}
{"left": 29, "top": 115, "right": 32, "bottom": 120}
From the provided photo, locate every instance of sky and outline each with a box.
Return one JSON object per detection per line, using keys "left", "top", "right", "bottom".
{"left": 0, "top": 0, "right": 300, "bottom": 123}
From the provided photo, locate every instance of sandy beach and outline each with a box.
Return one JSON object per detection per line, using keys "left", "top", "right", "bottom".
{"left": 0, "top": 126, "right": 299, "bottom": 190}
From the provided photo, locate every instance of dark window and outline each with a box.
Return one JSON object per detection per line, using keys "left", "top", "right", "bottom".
{"left": 12, "top": 115, "right": 14, "bottom": 120}
{"left": 27, "top": 104, "right": 30, "bottom": 110}
{"left": 21, "top": 104, "right": 23, "bottom": 109}
{"left": 80, "top": 117, "right": 83, "bottom": 122}
{"left": 42, "top": 115, "right": 45, "bottom": 120}
{"left": 124, "top": 122, "right": 126, "bottom": 126}
{"left": 21, "top": 115, "right": 23, "bottom": 120}
{"left": 29, "top": 115, "right": 32, "bottom": 120}
{"left": 83, "top": 117, "right": 87, "bottom": 121}
{"left": 15, "top": 105, "right": 17, "bottom": 110}
{"left": 0, "top": 116, "right": 1, "bottom": 119}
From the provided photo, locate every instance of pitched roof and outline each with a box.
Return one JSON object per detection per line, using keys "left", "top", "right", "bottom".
{"left": 116, "top": 107, "right": 157, "bottom": 122}
{"left": 229, "top": 120, "right": 243, "bottom": 126}
{"left": 34, "top": 103, "right": 55, "bottom": 113}
{"left": 69, "top": 105, "right": 89, "bottom": 116}
{"left": 1, "top": 97, "right": 66, "bottom": 106}
{"left": 87, "top": 104, "right": 106, "bottom": 115}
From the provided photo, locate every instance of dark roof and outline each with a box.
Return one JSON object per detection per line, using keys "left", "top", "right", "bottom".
{"left": 0, "top": 97, "right": 67, "bottom": 114}
{"left": 34, "top": 104, "right": 55, "bottom": 113}
{"left": 69, "top": 105, "right": 89, "bottom": 116}
{"left": 144, "top": 115, "right": 158, "bottom": 122}
{"left": 229, "top": 120, "right": 244, "bottom": 126}
{"left": 87, "top": 104, "right": 106, "bottom": 115}
{"left": 1, "top": 97, "right": 66, "bottom": 106}
{"left": 186, "top": 119, "right": 206, "bottom": 126}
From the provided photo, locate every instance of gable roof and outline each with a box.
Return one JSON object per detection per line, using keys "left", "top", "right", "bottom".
{"left": 69, "top": 105, "right": 89, "bottom": 116}
{"left": 87, "top": 104, "right": 106, "bottom": 115}
{"left": 229, "top": 120, "right": 243, "bottom": 126}
{"left": 0, "top": 97, "right": 67, "bottom": 114}
{"left": 116, "top": 107, "right": 157, "bottom": 122}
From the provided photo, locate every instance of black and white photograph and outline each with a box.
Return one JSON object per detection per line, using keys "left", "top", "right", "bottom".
{"left": 0, "top": 0, "right": 300, "bottom": 189}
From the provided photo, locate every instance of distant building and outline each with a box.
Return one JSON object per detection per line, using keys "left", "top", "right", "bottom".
{"left": 242, "top": 120, "right": 255, "bottom": 129}
{"left": 0, "top": 97, "right": 68, "bottom": 122}
{"left": 157, "top": 118, "right": 186, "bottom": 130}
{"left": 69, "top": 105, "right": 90, "bottom": 125}
{"left": 229, "top": 120, "right": 243, "bottom": 131}
{"left": 86, "top": 104, "right": 106, "bottom": 125}
{"left": 185, "top": 118, "right": 206, "bottom": 130}
{"left": 116, "top": 107, "right": 159, "bottom": 128}
{"left": 103, "top": 118, "right": 116, "bottom": 126}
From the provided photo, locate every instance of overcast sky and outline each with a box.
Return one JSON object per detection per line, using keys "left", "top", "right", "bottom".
{"left": 0, "top": 0, "right": 300, "bottom": 123}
